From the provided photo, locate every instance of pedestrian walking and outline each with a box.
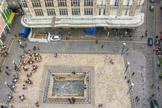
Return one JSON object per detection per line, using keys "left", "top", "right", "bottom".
{"left": 33, "top": 46, "right": 36, "bottom": 51}
{"left": 14, "top": 65, "right": 18, "bottom": 71}
{"left": 120, "top": 35, "right": 123, "bottom": 39}
{"left": 10, "top": 105, "right": 14, "bottom": 108}
{"left": 18, "top": 33, "right": 21, "bottom": 37}
{"left": 145, "top": 30, "right": 148, "bottom": 37}
{"left": 132, "top": 72, "right": 135, "bottom": 76}
{"left": 14, "top": 34, "right": 17, "bottom": 37}
{"left": 135, "top": 96, "right": 138, "bottom": 100}
{"left": 72, "top": 71, "right": 76, "bottom": 74}
{"left": 157, "top": 86, "right": 160, "bottom": 90}
{"left": 98, "top": 104, "right": 101, "bottom": 108}
{"left": 141, "top": 36, "right": 144, "bottom": 40}
{"left": 101, "top": 44, "right": 104, "bottom": 48}
{"left": 151, "top": 84, "right": 154, "bottom": 88}
{"left": 124, "top": 76, "right": 127, "bottom": 79}
{"left": 107, "top": 31, "right": 110, "bottom": 37}
{"left": 110, "top": 59, "right": 114, "bottom": 64}
{"left": 5, "top": 71, "right": 10, "bottom": 76}
{"left": 0, "top": 66, "right": 2, "bottom": 73}
{"left": 96, "top": 40, "right": 98, "bottom": 44}
{"left": 68, "top": 32, "right": 71, "bottom": 36}
{"left": 35, "top": 101, "right": 39, "bottom": 107}
{"left": 135, "top": 96, "right": 140, "bottom": 101}
{"left": 54, "top": 53, "right": 57, "bottom": 57}
{"left": 125, "top": 31, "right": 128, "bottom": 37}
{"left": 160, "top": 31, "right": 162, "bottom": 35}
{"left": 6, "top": 66, "right": 11, "bottom": 71}
{"left": 1, "top": 105, "right": 5, "bottom": 108}
{"left": 129, "top": 35, "right": 132, "bottom": 39}
{"left": 127, "top": 79, "right": 130, "bottom": 83}
{"left": 37, "top": 47, "right": 40, "bottom": 50}
{"left": 152, "top": 94, "right": 155, "bottom": 97}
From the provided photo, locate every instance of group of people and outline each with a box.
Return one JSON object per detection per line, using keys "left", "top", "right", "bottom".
{"left": 18, "top": 39, "right": 27, "bottom": 49}
{"left": 154, "top": 36, "right": 162, "bottom": 56}
{"left": 0, "top": 45, "right": 9, "bottom": 57}
{"left": 4, "top": 45, "right": 42, "bottom": 107}
{"left": 19, "top": 50, "right": 41, "bottom": 67}
{"left": 68, "top": 97, "right": 75, "bottom": 104}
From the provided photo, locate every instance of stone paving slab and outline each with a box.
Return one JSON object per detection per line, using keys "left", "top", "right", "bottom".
{"left": 8, "top": 54, "right": 131, "bottom": 108}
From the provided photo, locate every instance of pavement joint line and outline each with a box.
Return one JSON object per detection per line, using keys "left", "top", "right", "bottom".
{"left": 61, "top": 39, "right": 147, "bottom": 43}
{"left": 124, "top": 54, "right": 136, "bottom": 108}
{"left": 39, "top": 51, "right": 119, "bottom": 54}
{"left": 2, "top": 39, "right": 15, "bottom": 65}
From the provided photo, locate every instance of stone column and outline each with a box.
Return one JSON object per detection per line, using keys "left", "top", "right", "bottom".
{"left": 105, "top": 0, "right": 111, "bottom": 16}
{"left": 67, "top": 0, "right": 72, "bottom": 16}
{"left": 54, "top": 0, "right": 59, "bottom": 16}
{"left": 80, "top": 0, "right": 84, "bottom": 16}
{"left": 40, "top": 0, "right": 48, "bottom": 16}
{"left": 129, "top": 0, "right": 138, "bottom": 16}
{"left": 26, "top": 0, "right": 35, "bottom": 17}
{"left": 117, "top": 0, "right": 124, "bottom": 16}
{"left": 93, "top": 0, "right": 97, "bottom": 16}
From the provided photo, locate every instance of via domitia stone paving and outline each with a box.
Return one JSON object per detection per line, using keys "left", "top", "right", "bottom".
{"left": 8, "top": 52, "right": 131, "bottom": 108}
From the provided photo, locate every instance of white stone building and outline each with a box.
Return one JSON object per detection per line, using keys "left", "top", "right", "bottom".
{"left": 20, "top": 0, "right": 145, "bottom": 28}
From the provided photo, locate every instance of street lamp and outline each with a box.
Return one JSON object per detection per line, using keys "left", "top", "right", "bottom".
{"left": 5, "top": 81, "right": 16, "bottom": 93}
{"left": 127, "top": 82, "right": 134, "bottom": 94}
{"left": 13, "top": 60, "right": 17, "bottom": 67}
{"left": 125, "top": 61, "right": 130, "bottom": 73}
{"left": 121, "top": 43, "right": 126, "bottom": 55}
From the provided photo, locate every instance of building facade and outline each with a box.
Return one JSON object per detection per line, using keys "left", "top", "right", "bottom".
{"left": 20, "top": 0, "right": 145, "bottom": 28}
{"left": 6, "top": 0, "right": 20, "bottom": 8}
{"left": 0, "top": 0, "right": 13, "bottom": 45}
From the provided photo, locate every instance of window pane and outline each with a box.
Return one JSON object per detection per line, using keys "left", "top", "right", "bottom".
{"left": 32, "top": 0, "right": 41, "bottom": 7}
{"left": 71, "top": 0, "right": 80, "bottom": 7}
{"left": 58, "top": 0, "right": 67, "bottom": 7}
{"left": 84, "top": 8, "right": 93, "bottom": 15}
{"left": 34, "top": 9, "right": 44, "bottom": 16}
{"left": 44, "top": 0, "right": 54, "bottom": 7}
{"left": 59, "top": 9, "right": 68, "bottom": 15}
{"left": 72, "top": 8, "right": 80, "bottom": 15}
{"left": 47, "top": 9, "right": 56, "bottom": 16}
{"left": 21, "top": 0, "right": 28, "bottom": 8}
{"left": 84, "top": 0, "right": 93, "bottom": 6}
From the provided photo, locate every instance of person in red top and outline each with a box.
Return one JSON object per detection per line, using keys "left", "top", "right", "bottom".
{"left": 14, "top": 34, "right": 17, "bottom": 37}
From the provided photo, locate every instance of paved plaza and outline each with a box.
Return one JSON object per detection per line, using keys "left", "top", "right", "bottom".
{"left": 0, "top": 0, "right": 162, "bottom": 108}
{"left": 7, "top": 54, "right": 130, "bottom": 108}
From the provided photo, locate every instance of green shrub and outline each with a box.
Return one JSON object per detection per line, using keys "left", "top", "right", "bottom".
{"left": 158, "top": 57, "right": 162, "bottom": 64}
{"left": 159, "top": 71, "right": 162, "bottom": 78}
{"left": 159, "top": 73, "right": 162, "bottom": 78}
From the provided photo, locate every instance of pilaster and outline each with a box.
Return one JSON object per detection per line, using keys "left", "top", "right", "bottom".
{"left": 93, "top": 0, "right": 97, "bottom": 16}
{"left": 40, "top": 0, "right": 48, "bottom": 16}
{"left": 105, "top": 0, "right": 110, "bottom": 16}
{"left": 26, "top": 0, "right": 35, "bottom": 17}
{"left": 54, "top": 0, "right": 59, "bottom": 16}
{"left": 67, "top": 0, "right": 72, "bottom": 16}
{"left": 129, "top": 0, "right": 138, "bottom": 16}
{"left": 80, "top": 0, "right": 84, "bottom": 16}
{"left": 117, "top": 0, "right": 124, "bottom": 16}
